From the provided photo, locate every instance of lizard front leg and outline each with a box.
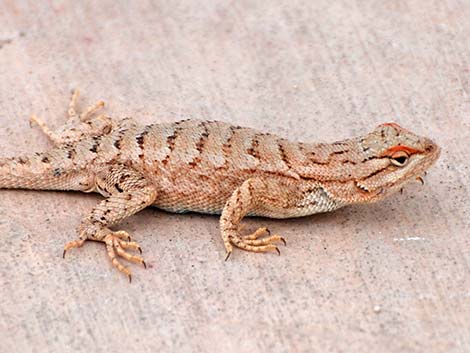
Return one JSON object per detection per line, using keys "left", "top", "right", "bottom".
{"left": 63, "top": 165, "right": 158, "bottom": 281}
{"left": 220, "top": 178, "right": 286, "bottom": 260}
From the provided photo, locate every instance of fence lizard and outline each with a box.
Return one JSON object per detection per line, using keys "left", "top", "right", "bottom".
{"left": 0, "top": 90, "right": 440, "bottom": 281}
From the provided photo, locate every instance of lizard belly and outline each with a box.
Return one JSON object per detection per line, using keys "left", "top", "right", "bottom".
{"left": 252, "top": 185, "right": 345, "bottom": 219}
{"left": 150, "top": 170, "right": 242, "bottom": 215}
{"left": 152, "top": 191, "right": 227, "bottom": 215}
{"left": 150, "top": 168, "right": 344, "bottom": 219}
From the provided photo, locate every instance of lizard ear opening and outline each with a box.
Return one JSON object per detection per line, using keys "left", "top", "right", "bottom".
{"left": 390, "top": 150, "right": 409, "bottom": 167}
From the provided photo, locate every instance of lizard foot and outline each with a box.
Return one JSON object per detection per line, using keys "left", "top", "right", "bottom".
{"left": 104, "top": 231, "right": 146, "bottom": 282}
{"left": 68, "top": 89, "right": 106, "bottom": 121}
{"left": 29, "top": 90, "right": 111, "bottom": 146}
{"left": 63, "top": 230, "right": 146, "bottom": 282}
{"left": 225, "top": 227, "right": 286, "bottom": 261}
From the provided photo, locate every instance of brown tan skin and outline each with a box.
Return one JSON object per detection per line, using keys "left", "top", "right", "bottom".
{"left": 0, "top": 91, "right": 440, "bottom": 280}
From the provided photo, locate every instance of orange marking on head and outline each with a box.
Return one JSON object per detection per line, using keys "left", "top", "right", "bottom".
{"left": 382, "top": 145, "right": 422, "bottom": 156}
{"left": 380, "top": 122, "right": 402, "bottom": 129}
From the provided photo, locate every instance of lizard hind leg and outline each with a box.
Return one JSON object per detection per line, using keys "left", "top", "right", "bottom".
{"left": 67, "top": 89, "right": 106, "bottom": 122}
{"left": 220, "top": 178, "right": 286, "bottom": 261}
{"left": 30, "top": 89, "right": 113, "bottom": 146}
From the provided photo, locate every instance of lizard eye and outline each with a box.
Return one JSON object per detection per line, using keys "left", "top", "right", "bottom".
{"left": 390, "top": 150, "right": 409, "bottom": 167}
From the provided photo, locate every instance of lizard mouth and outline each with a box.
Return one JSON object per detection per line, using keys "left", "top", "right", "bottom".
{"left": 355, "top": 181, "right": 386, "bottom": 195}
{"left": 355, "top": 182, "right": 370, "bottom": 193}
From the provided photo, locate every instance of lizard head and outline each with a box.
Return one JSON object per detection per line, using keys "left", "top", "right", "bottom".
{"left": 354, "top": 122, "right": 440, "bottom": 201}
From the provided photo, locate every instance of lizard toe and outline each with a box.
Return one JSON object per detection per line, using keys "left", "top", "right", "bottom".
{"left": 240, "top": 227, "right": 286, "bottom": 246}
{"left": 229, "top": 235, "right": 281, "bottom": 255}
{"left": 62, "top": 238, "right": 86, "bottom": 258}
{"left": 243, "top": 235, "right": 286, "bottom": 247}
{"left": 100, "top": 232, "right": 148, "bottom": 281}
{"left": 241, "top": 227, "right": 270, "bottom": 240}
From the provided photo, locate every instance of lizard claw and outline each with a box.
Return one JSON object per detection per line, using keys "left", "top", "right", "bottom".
{"left": 416, "top": 176, "right": 425, "bottom": 185}
{"left": 225, "top": 251, "right": 232, "bottom": 261}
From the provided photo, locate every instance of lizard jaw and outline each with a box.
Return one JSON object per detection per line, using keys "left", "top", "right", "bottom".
{"left": 355, "top": 181, "right": 370, "bottom": 193}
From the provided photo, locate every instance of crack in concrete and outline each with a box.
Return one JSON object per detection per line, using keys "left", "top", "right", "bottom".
{"left": 0, "top": 32, "right": 25, "bottom": 50}
{"left": 0, "top": 38, "right": 13, "bottom": 49}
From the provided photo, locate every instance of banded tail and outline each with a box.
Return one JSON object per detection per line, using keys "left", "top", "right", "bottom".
{"left": 0, "top": 152, "right": 92, "bottom": 191}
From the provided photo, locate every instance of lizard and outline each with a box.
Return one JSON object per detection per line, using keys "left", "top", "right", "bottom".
{"left": 0, "top": 90, "right": 440, "bottom": 281}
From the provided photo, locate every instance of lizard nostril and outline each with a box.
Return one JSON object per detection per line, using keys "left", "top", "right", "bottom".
{"left": 424, "top": 140, "right": 441, "bottom": 160}
{"left": 424, "top": 140, "right": 436, "bottom": 153}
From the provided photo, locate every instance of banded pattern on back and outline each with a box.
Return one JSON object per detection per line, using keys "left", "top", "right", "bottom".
{"left": 99, "top": 120, "right": 370, "bottom": 182}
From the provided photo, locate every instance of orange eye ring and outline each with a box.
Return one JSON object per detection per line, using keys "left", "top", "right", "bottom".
{"left": 390, "top": 150, "right": 409, "bottom": 167}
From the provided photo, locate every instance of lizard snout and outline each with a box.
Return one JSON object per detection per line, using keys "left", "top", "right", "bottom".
{"left": 424, "top": 138, "right": 440, "bottom": 160}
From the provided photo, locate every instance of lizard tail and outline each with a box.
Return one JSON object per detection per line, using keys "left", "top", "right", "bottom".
{"left": 0, "top": 152, "right": 92, "bottom": 191}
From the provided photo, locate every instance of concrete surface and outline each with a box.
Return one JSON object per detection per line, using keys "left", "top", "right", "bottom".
{"left": 0, "top": 1, "right": 469, "bottom": 352}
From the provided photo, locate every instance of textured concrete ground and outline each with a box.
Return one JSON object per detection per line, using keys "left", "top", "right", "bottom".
{"left": 0, "top": 1, "right": 469, "bottom": 352}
